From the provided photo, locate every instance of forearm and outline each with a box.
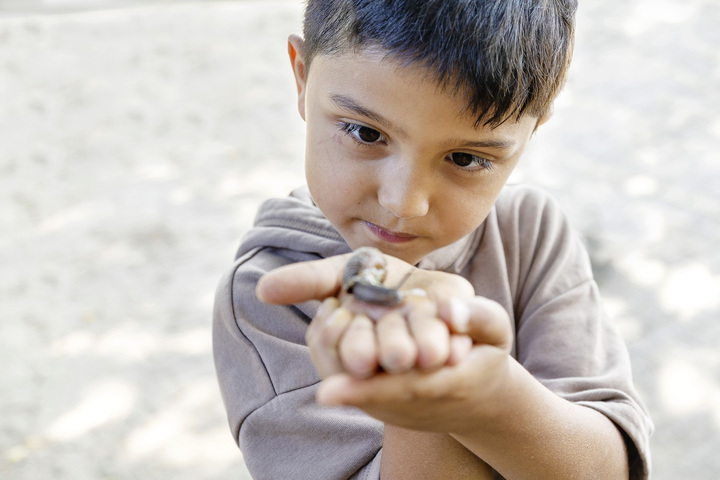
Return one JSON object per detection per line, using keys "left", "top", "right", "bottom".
{"left": 380, "top": 425, "right": 494, "bottom": 479}
{"left": 451, "top": 359, "right": 629, "bottom": 480}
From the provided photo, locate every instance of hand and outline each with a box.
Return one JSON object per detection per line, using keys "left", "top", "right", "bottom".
{"left": 257, "top": 252, "right": 476, "bottom": 378}
{"left": 316, "top": 296, "right": 514, "bottom": 434}
{"left": 307, "top": 292, "right": 474, "bottom": 378}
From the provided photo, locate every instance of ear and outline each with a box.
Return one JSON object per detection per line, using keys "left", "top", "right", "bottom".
{"left": 288, "top": 34, "right": 308, "bottom": 121}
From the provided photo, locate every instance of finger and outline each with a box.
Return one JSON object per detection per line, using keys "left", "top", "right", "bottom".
{"left": 338, "top": 314, "right": 379, "bottom": 378}
{"left": 462, "top": 297, "right": 513, "bottom": 350}
{"left": 416, "top": 272, "right": 475, "bottom": 305}
{"left": 446, "top": 334, "right": 473, "bottom": 366}
{"left": 405, "top": 298, "right": 450, "bottom": 370}
{"left": 306, "top": 297, "right": 340, "bottom": 345}
{"left": 256, "top": 255, "right": 349, "bottom": 305}
{"left": 317, "top": 368, "right": 454, "bottom": 406}
{"left": 376, "top": 310, "right": 417, "bottom": 373}
{"left": 435, "top": 297, "right": 470, "bottom": 333}
{"left": 307, "top": 306, "right": 353, "bottom": 378}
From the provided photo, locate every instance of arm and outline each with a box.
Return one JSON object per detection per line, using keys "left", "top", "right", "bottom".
{"left": 378, "top": 381, "right": 627, "bottom": 480}
{"left": 315, "top": 299, "right": 630, "bottom": 480}
{"left": 381, "top": 426, "right": 494, "bottom": 480}
{"left": 260, "top": 254, "right": 635, "bottom": 479}
{"left": 452, "top": 359, "right": 630, "bottom": 479}
{"left": 213, "top": 253, "right": 384, "bottom": 480}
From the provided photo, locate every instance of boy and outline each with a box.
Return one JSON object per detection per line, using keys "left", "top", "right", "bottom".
{"left": 213, "top": 0, "right": 653, "bottom": 478}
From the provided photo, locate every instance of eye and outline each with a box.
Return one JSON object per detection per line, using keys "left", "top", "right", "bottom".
{"left": 448, "top": 152, "right": 494, "bottom": 171}
{"left": 339, "top": 122, "right": 386, "bottom": 145}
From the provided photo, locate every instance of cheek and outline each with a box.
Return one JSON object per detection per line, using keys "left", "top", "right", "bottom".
{"left": 306, "top": 122, "right": 348, "bottom": 177}
{"left": 437, "top": 192, "right": 494, "bottom": 237}
{"left": 305, "top": 145, "right": 366, "bottom": 217}
{"left": 305, "top": 133, "right": 338, "bottom": 189}
{"left": 446, "top": 209, "right": 482, "bottom": 236}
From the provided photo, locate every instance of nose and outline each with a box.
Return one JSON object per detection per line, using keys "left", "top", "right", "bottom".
{"left": 377, "top": 157, "right": 431, "bottom": 219}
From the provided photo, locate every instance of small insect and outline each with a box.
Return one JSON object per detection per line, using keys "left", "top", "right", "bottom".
{"left": 342, "top": 247, "right": 415, "bottom": 307}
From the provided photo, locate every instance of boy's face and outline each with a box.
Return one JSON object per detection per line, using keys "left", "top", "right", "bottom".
{"left": 290, "top": 38, "right": 545, "bottom": 265}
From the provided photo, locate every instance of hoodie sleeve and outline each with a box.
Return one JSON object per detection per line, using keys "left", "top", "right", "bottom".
{"left": 212, "top": 247, "right": 384, "bottom": 480}
{"left": 489, "top": 186, "right": 654, "bottom": 480}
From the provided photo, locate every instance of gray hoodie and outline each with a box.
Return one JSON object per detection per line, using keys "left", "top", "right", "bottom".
{"left": 213, "top": 185, "right": 652, "bottom": 479}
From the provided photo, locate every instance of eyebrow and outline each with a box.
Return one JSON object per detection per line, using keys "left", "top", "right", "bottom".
{"left": 330, "top": 93, "right": 516, "bottom": 151}
{"left": 330, "top": 94, "right": 402, "bottom": 133}
{"left": 450, "top": 138, "right": 517, "bottom": 151}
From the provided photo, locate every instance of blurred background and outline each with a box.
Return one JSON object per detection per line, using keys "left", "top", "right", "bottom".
{"left": 1, "top": 0, "right": 718, "bottom": 478}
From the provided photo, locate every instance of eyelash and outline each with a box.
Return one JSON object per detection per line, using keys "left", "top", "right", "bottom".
{"left": 338, "top": 121, "right": 387, "bottom": 146}
{"left": 337, "top": 121, "right": 494, "bottom": 172}
{"left": 446, "top": 152, "right": 495, "bottom": 173}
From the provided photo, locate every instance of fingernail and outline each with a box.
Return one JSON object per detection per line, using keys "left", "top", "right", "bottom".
{"left": 450, "top": 298, "right": 469, "bottom": 333}
{"left": 316, "top": 297, "right": 338, "bottom": 319}
{"left": 381, "top": 352, "right": 411, "bottom": 374}
{"left": 327, "top": 306, "right": 353, "bottom": 328}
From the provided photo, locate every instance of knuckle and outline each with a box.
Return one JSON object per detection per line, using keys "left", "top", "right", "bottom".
{"left": 380, "top": 343, "right": 416, "bottom": 372}
{"left": 316, "top": 324, "right": 339, "bottom": 348}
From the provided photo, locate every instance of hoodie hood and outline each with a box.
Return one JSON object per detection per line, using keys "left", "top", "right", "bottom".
{"left": 236, "top": 188, "right": 352, "bottom": 261}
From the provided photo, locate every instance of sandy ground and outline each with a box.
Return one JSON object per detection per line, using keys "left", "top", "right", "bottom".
{"left": 1, "top": 1, "right": 719, "bottom": 479}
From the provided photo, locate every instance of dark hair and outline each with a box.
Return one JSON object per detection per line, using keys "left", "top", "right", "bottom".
{"left": 302, "top": 0, "right": 577, "bottom": 127}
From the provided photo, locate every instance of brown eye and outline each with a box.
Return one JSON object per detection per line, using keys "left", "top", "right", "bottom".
{"left": 340, "top": 122, "right": 386, "bottom": 144}
{"left": 448, "top": 152, "right": 494, "bottom": 171}
{"left": 356, "top": 126, "right": 381, "bottom": 143}
{"left": 450, "top": 152, "right": 475, "bottom": 167}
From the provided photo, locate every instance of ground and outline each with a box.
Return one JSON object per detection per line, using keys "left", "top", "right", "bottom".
{"left": 1, "top": 1, "right": 719, "bottom": 478}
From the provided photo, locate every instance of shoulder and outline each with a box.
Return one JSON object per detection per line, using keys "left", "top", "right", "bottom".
{"left": 494, "top": 184, "right": 568, "bottom": 229}
{"left": 484, "top": 184, "right": 593, "bottom": 301}
{"left": 490, "top": 184, "right": 577, "bottom": 258}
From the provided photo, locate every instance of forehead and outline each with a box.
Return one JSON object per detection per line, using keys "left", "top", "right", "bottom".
{"left": 308, "top": 50, "right": 469, "bottom": 118}
{"left": 305, "top": 50, "right": 539, "bottom": 141}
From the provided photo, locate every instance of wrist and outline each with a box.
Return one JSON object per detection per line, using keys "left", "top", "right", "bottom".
{"left": 450, "top": 355, "right": 527, "bottom": 436}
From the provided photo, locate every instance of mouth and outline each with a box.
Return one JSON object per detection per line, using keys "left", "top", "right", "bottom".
{"left": 363, "top": 221, "right": 419, "bottom": 244}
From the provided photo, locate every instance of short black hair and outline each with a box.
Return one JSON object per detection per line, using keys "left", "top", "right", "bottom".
{"left": 302, "top": 0, "right": 577, "bottom": 127}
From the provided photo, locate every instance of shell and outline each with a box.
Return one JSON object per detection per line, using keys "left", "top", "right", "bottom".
{"left": 342, "top": 247, "right": 402, "bottom": 306}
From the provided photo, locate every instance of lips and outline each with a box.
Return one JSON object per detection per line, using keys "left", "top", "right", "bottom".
{"left": 364, "top": 221, "right": 419, "bottom": 243}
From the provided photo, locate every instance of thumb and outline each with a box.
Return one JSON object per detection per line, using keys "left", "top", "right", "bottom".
{"left": 256, "top": 254, "right": 349, "bottom": 305}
